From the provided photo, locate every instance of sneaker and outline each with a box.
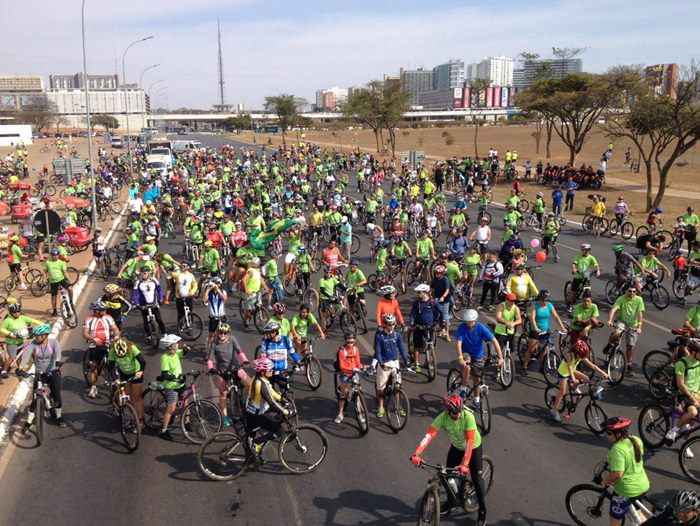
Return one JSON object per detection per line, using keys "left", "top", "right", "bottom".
{"left": 159, "top": 430, "right": 174, "bottom": 441}
{"left": 88, "top": 385, "right": 98, "bottom": 398}
{"left": 414, "top": 364, "right": 422, "bottom": 374}
{"left": 550, "top": 409, "right": 562, "bottom": 423}
{"left": 666, "top": 428, "right": 679, "bottom": 442}
{"left": 377, "top": 407, "right": 385, "bottom": 418}
{"left": 55, "top": 417, "right": 67, "bottom": 429}
{"left": 222, "top": 416, "right": 233, "bottom": 428}
{"left": 685, "top": 447, "right": 695, "bottom": 460}
{"left": 334, "top": 414, "right": 344, "bottom": 424}
{"left": 0, "top": 370, "right": 8, "bottom": 379}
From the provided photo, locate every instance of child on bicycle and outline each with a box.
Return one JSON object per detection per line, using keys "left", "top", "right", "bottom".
{"left": 157, "top": 333, "right": 188, "bottom": 440}
{"left": 334, "top": 332, "right": 363, "bottom": 424}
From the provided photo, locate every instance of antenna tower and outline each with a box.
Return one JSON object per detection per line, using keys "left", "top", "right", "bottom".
{"left": 217, "top": 18, "right": 225, "bottom": 109}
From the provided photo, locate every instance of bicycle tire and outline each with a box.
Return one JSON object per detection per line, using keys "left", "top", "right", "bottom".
{"left": 657, "top": 230, "right": 674, "bottom": 252}
{"left": 635, "top": 225, "right": 650, "bottom": 238}
{"left": 477, "top": 393, "right": 491, "bottom": 435}
{"left": 425, "top": 344, "right": 437, "bottom": 381}
{"left": 3, "top": 275, "right": 17, "bottom": 294}
{"left": 278, "top": 423, "right": 328, "bottom": 474}
{"left": 673, "top": 276, "right": 688, "bottom": 300}
{"left": 563, "top": 281, "right": 573, "bottom": 306}
{"left": 305, "top": 355, "right": 322, "bottom": 390}
{"left": 61, "top": 299, "right": 78, "bottom": 328}
{"left": 620, "top": 222, "right": 635, "bottom": 240}
{"left": 416, "top": 484, "right": 440, "bottom": 526}
{"left": 340, "top": 311, "right": 357, "bottom": 335}
{"left": 405, "top": 260, "right": 418, "bottom": 286}
{"left": 181, "top": 399, "right": 222, "bottom": 444}
{"left": 142, "top": 388, "right": 167, "bottom": 431}
{"left": 65, "top": 267, "right": 80, "bottom": 286}
{"left": 351, "top": 234, "right": 361, "bottom": 255}
{"left": 498, "top": 350, "right": 514, "bottom": 389}
{"left": 544, "top": 386, "right": 563, "bottom": 411}
{"left": 650, "top": 285, "right": 670, "bottom": 310}
{"left": 606, "top": 349, "right": 626, "bottom": 385}
{"left": 584, "top": 403, "right": 607, "bottom": 435}
{"left": 81, "top": 350, "right": 93, "bottom": 386}
{"left": 648, "top": 366, "right": 675, "bottom": 401}
{"left": 29, "top": 277, "right": 47, "bottom": 297}
{"left": 607, "top": 220, "right": 619, "bottom": 237}
{"left": 565, "top": 483, "right": 608, "bottom": 526}
{"left": 516, "top": 334, "right": 528, "bottom": 366}
{"left": 604, "top": 279, "right": 621, "bottom": 305}
{"left": 463, "top": 456, "right": 494, "bottom": 513}
{"left": 24, "top": 268, "right": 42, "bottom": 285}
{"left": 302, "top": 288, "right": 319, "bottom": 312}
{"left": 120, "top": 402, "right": 140, "bottom": 452}
{"left": 197, "top": 431, "right": 248, "bottom": 481}
{"left": 446, "top": 368, "right": 462, "bottom": 395}
{"left": 35, "top": 395, "right": 44, "bottom": 446}
{"left": 679, "top": 435, "right": 700, "bottom": 483}
{"left": 253, "top": 307, "right": 268, "bottom": 334}
{"left": 353, "top": 392, "right": 369, "bottom": 436}
{"left": 638, "top": 404, "right": 669, "bottom": 448}
{"left": 178, "top": 312, "right": 203, "bottom": 341}
{"left": 386, "top": 388, "right": 410, "bottom": 432}
{"left": 542, "top": 348, "right": 561, "bottom": 387}
{"left": 642, "top": 350, "right": 672, "bottom": 382}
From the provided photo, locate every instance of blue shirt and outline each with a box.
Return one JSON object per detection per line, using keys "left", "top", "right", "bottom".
{"left": 533, "top": 302, "right": 555, "bottom": 333}
{"left": 374, "top": 330, "right": 409, "bottom": 365}
{"left": 551, "top": 189, "right": 563, "bottom": 204}
{"left": 410, "top": 300, "right": 442, "bottom": 328}
{"left": 451, "top": 236, "right": 469, "bottom": 256}
{"left": 261, "top": 336, "right": 301, "bottom": 372}
{"left": 456, "top": 322, "right": 494, "bottom": 360}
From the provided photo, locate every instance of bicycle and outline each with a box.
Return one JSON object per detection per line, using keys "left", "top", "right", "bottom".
{"left": 607, "top": 214, "right": 635, "bottom": 239}
{"left": 333, "top": 370, "right": 369, "bottom": 436}
{"left": 59, "top": 286, "right": 78, "bottom": 328}
{"left": 140, "top": 304, "right": 164, "bottom": 349}
{"left": 638, "top": 394, "right": 700, "bottom": 450}
{"left": 178, "top": 301, "right": 203, "bottom": 340}
{"left": 516, "top": 330, "right": 565, "bottom": 387}
{"left": 406, "top": 325, "right": 438, "bottom": 382}
{"left": 447, "top": 365, "right": 492, "bottom": 435}
{"left": 346, "top": 290, "right": 368, "bottom": 334}
{"left": 415, "top": 459, "right": 494, "bottom": 525}
{"left": 293, "top": 338, "right": 323, "bottom": 390}
{"left": 28, "top": 266, "right": 81, "bottom": 297}
{"left": 197, "top": 410, "right": 328, "bottom": 481}
{"left": 318, "top": 292, "right": 356, "bottom": 335}
{"left": 405, "top": 257, "right": 432, "bottom": 286}
{"left": 372, "top": 365, "right": 410, "bottom": 433}
{"left": 17, "top": 367, "right": 62, "bottom": 446}
{"left": 109, "top": 377, "right": 141, "bottom": 452}
{"left": 143, "top": 371, "right": 222, "bottom": 444}
{"left": 4, "top": 266, "right": 44, "bottom": 294}
{"left": 564, "top": 273, "right": 593, "bottom": 310}
{"left": 238, "top": 293, "right": 269, "bottom": 333}
{"left": 544, "top": 378, "right": 608, "bottom": 434}
{"left": 641, "top": 328, "right": 692, "bottom": 382}
{"left": 565, "top": 461, "right": 657, "bottom": 525}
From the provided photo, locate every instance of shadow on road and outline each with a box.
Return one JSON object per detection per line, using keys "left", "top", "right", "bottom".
{"left": 313, "top": 489, "right": 416, "bottom": 526}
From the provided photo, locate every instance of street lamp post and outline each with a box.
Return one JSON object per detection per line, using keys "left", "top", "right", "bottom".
{"left": 121, "top": 35, "right": 154, "bottom": 176}
{"left": 81, "top": 0, "right": 98, "bottom": 229}
{"left": 138, "top": 64, "right": 159, "bottom": 119}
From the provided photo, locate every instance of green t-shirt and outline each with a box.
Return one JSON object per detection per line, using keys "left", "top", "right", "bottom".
{"left": 297, "top": 253, "right": 312, "bottom": 273}
{"left": 613, "top": 294, "right": 645, "bottom": 328}
{"left": 319, "top": 276, "right": 340, "bottom": 299}
{"left": 607, "top": 437, "right": 649, "bottom": 498}
{"left": 142, "top": 244, "right": 157, "bottom": 257}
{"left": 687, "top": 306, "right": 700, "bottom": 332}
{"left": 544, "top": 219, "right": 560, "bottom": 237}
{"left": 495, "top": 303, "right": 518, "bottom": 335}
{"left": 45, "top": 259, "right": 67, "bottom": 284}
{"left": 682, "top": 213, "right": 700, "bottom": 226}
{"left": 263, "top": 259, "right": 278, "bottom": 280}
{"left": 376, "top": 248, "right": 388, "bottom": 272}
{"left": 291, "top": 313, "right": 318, "bottom": 339}
{"left": 10, "top": 244, "right": 23, "bottom": 264}
{"left": 202, "top": 248, "right": 220, "bottom": 273}
{"left": 346, "top": 268, "right": 366, "bottom": 293}
{"left": 533, "top": 198, "right": 545, "bottom": 213}
{"left": 463, "top": 253, "right": 481, "bottom": 276}
{"left": 393, "top": 241, "right": 409, "bottom": 259}
{"left": 160, "top": 349, "right": 184, "bottom": 390}
{"left": 108, "top": 344, "right": 142, "bottom": 375}
{"left": 675, "top": 356, "right": 700, "bottom": 395}
{"left": 572, "top": 302, "right": 599, "bottom": 330}
{"left": 269, "top": 316, "right": 291, "bottom": 337}
{"left": 1, "top": 315, "right": 40, "bottom": 345}
{"left": 639, "top": 256, "right": 658, "bottom": 271}
{"left": 446, "top": 261, "right": 462, "bottom": 285}
{"left": 574, "top": 254, "right": 598, "bottom": 277}
{"left": 159, "top": 253, "right": 180, "bottom": 272}
{"left": 416, "top": 238, "right": 433, "bottom": 259}
{"left": 431, "top": 409, "right": 481, "bottom": 450}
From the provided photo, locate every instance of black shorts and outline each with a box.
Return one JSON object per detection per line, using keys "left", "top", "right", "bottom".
{"left": 208, "top": 315, "right": 227, "bottom": 333}
{"left": 88, "top": 346, "right": 108, "bottom": 366}
{"left": 116, "top": 369, "right": 143, "bottom": 384}
{"left": 9, "top": 263, "right": 21, "bottom": 274}
{"left": 50, "top": 279, "right": 70, "bottom": 296}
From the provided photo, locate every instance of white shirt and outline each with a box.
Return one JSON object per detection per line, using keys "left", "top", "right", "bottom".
{"left": 177, "top": 272, "right": 196, "bottom": 298}
{"left": 128, "top": 197, "right": 143, "bottom": 214}
{"left": 476, "top": 225, "right": 491, "bottom": 242}
{"left": 207, "top": 289, "right": 227, "bottom": 317}
{"left": 135, "top": 279, "right": 159, "bottom": 304}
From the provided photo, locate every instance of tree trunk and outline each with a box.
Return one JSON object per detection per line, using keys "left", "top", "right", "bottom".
{"left": 373, "top": 128, "right": 380, "bottom": 152}
{"left": 281, "top": 129, "right": 286, "bottom": 148}
{"left": 545, "top": 121, "right": 553, "bottom": 159}
{"left": 643, "top": 160, "right": 653, "bottom": 211}
{"left": 568, "top": 145, "right": 576, "bottom": 166}
{"left": 474, "top": 123, "right": 479, "bottom": 158}
{"left": 653, "top": 166, "right": 670, "bottom": 209}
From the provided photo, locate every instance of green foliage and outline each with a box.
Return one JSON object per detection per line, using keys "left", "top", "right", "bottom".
{"left": 92, "top": 114, "right": 119, "bottom": 131}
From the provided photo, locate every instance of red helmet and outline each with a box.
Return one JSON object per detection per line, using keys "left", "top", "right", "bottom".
{"left": 572, "top": 339, "right": 590, "bottom": 359}
{"left": 604, "top": 416, "right": 632, "bottom": 433}
{"left": 443, "top": 394, "right": 463, "bottom": 415}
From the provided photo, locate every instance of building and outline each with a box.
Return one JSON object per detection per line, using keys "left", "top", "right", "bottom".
{"left": 400, "top": 68, "right": 433, "bottom": 105}
{"left": 315, "top": 87, "right": 348, "bottom": 111}
{"left": 467, "top": 56, "right": 513, "bottom": 87}
{"left": 418, "top": 88, "right": 461, "bottom": 110}
{"left": 0, "top": 75, "right": 45, "bottom": 112}
{"left": 513, "top": 58, "right": 583, "bottom": 89}
{"left": 383, "top": 74, "right": 401, "bottom": 92}
{"left": 49, "top": 74, "right": 119, "bottom": 91}
{"left": 644, "top": 63, "right": 679, "bottom": 99}
{"left": 47, "top": 87, "right": 146, "bottom": 130}
{"left": 432, "top": 60, "right": 465, "bottom": 90}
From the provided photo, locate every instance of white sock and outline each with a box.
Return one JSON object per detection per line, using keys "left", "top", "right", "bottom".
{"left": 55, "top": 408, "right": 62, "bottom": 418}
{"left": 26, "top": 412, "right": 35, "bottom": 424}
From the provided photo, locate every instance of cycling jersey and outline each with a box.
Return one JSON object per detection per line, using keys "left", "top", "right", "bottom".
{"left": 206, "top": 289, "right": 227, "bottom": 318}
{"left": 431, "top": 409, "right": 481, "bottom": 450}
{"left": 84, "top": 315, "right": 117, "bottom": 346}
{"left": 607, "top": 437, "right": 649, "bottom": 498}
{"left": 574, "top": 254, "right": 599, "bottom": 277}
{"left": 260, "top": 336, "right": 300, "bottom": 372}
{"left": 675, "top": 356, "right": 700, "bottom": 395}
{"left": 45, "top": 259, "right": 67, "bottom": 283}
{"left": 506, "top": 274, "right": 538, "bottom": 301}
{"left": 108, "top": 343, "right": 144, "bottom": 375}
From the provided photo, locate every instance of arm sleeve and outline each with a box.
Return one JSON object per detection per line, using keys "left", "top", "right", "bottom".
{"left": 260, "top": 380, "right": 287, "bottom": 414}
{"left": 397, "top": 334, "right": 409, "bottom": 365}
{"left": 136, "top": 354, "right": 146, "bottom": 371}
{"left": 461, "top": 430, "right": 476, "bottom": 467}
{"left": 414, "top": 425, "right": 439, "bottom": 456}
{"left": 373, "top": 332, "right": 382, "bottom": 361}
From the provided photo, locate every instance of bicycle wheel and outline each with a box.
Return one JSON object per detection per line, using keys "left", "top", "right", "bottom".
{"left": 635, "top": 225, "right": 650, "bottom": 239}
{"left": 119, "top": 402, "right": 140, "bottom": 452}
{"left": 425, "top": 344, "right": 437, "bottom": 381}
{"left": 620, "top": 222, "right": 635, "bottom": 240}
{"left": 253, "top": 307, "right": 269, "bottom": 334}
{"left": 405, "top": 260, "right": 418, "bottom": 286}
{"left": 305, "top": 355, "right": 322, "bottom": 390}
{"left": 565, "top": 483, "right": 609, "bottom": 526}
{"left": 604, "top": 279, "right": 620, "bottom": 305}
{"left": 30, "top": 277, "right": 47, "bottom": 297}
{"left": 544, "top": 386, "right": 563, "bottom": 411}
{"left": 386, "top": 388, "right": 410, "bottom": 432}
{"left": 463, "top": 456, "right": 494, "bottom": 513}
{"left": 178, "top": 312, "right": 203, "bottom": 341}
{"left": 339, "top": 312, "right": 357, "bottom": 335}
{"left": 606, "top": 349, "right": 626, "bottom": 385}
{"left": 651, "top": 285, "right": 670, "bottom": 310}
{"left": 673, "top": 276, "right": 688, "bottom": 300}
{"left": 283, "top": 276, "right": 298, "bottom": 297}
{"left": 416, "top": 485, "right": 440, "bottom": 526}
{"left": 679, "top": 436, "right": 700, "bottom": 483}
{"left": 353, "top": 304, "right": 368, "bottom": 334}
{"left": 65, "top": 267, "right": 80, "bottom": 286}
{"left": 35, "top": 396, "right": 44, "bottom": 446}
{"left": 278, "top": 423, "right": 328, "bottom": 474}
{"left": 142, "top": 388, "right": 166, "bottom": 431}
{"left": 543, "top": 349, "right": 561, "bottom": 387}
{"left": 516, "top": 334, "right": 528, "bottom": 366}
{"left": 197, "top": 431, "right": 248, "bottom": 481}
{"left": 61, "top": 298, "right": 78, "bottom": 328}
{"left": 24, "top": 268, "right": 42, "bottom": 285}
{"left": 3, "top": 275, "right": 17, "bottom": 294}
{"left": 181, "top": 399, "right": 222, "bottom": 444}
{"left": 302, "top": 288, "right": 319, "bottom": 312}
{"left": 446, "top": 368, "right": 462, "bottom": 394}
{"left": 649, "top": 366, "right": 675, "bottom": 401}
{"left": 352, "top": 392, "right": 369, "bottom": 436}
{"left": 498, "top": 350, "right": 514, "bottom": 389}
{"left": 476, "top": 394, "right": 491, "bottom": 435}
{"left": 638, "top": 404, "right": 669, "bottom": 448}
{"left": 351, "top": 234, "right": 361, "bottom": 254}
{"left": 642, "top": 350, "right": 671, "bottom": 382}
{"left": 607, "top": 220, "right": 619, "bottom": 237}
{"left": 563, "top": 281, "right": 573, "bottom": 306}
{"left": 584, "top": 403, "right": 607, "bottom": 435}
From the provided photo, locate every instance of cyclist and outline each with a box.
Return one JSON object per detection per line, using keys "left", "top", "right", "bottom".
{"left": 200, "top": 240, "right": 221, "bottom": 277}
{"left": 649, "top": 489, "right": 700, "bottom": 525}
{"left": 601, "top": 416, "right": 650, "bottom": 526}
{"left": 82, "top": 301, "right": 119, "bottom": 398}
{"left": 665, "top": 340, "right": 700, "bottom": 442}
{"left": 639, "top": 247, "right": 670, "bottom": 284}
{"left": 157, "top": 333, "right": 188, "bottom": 440}
{"left": 613, "top": 196, "right": 630, "bottom": 225}
{"left": 268, "top": 302, "right": 291, "bottom": 337}
{"left": 410, "top": 394, "right": 487, "bottom": 525}
{"left": 334, "top": 332, "right": 363, "bottom": 424}
{"left": 431, "top": 265, "right": 452, "bottom": 340}
{"left": 479, "top": 251, "right": 504, "bottom": 311}
{"left": 505, "top": 264, "right": 539, "bottom": 302}
{"left": 262, "top": 254, "right": 284, "bottom": 303}
{"left": 345, "top": 259, "right": 368, "bottom": 313}
{"left": 373, "top": 313, "right": 409, "bottom": 418}
{"left": 296, "top": 246, "right": 313, "bottom": 291}
{"left": 550, "top": 339, "right": 609, "bottom": 423}
{"left": 241, "top": 257, "right": 268, "bottom": 328}
{"left": 612, "top": 244, "right": 643, "bottom": 290}
{"left": 290, "top": 303, "right": 326, "bottom": 356}
{"left": 375, "top": 285, "right": 404, "bottom": 328}
{"left": 43, "top": 248, "right": 73, "bottom": 319}
{"left": 18, "top": 323, "right": 66, "bottom": 428}
{"left": 494, "top": 293, "right": 521, "bottom": 358}
{"left": 107, "top": 337, "right": 146, "bottom": 427}
{"left": 521, "top": 289, "right": 566, "bottom": 374}
{"left": 571, "top": 289, "right": 602, "bottom": 342}
{"left": 7, "top": 234, "right": 27, "bottom": 291}
{"left": 173, "top": 262, "right": 198, "bottom": 329}
{"left": 542, "top": 213, "right": 560, "bottom": 262}
{"left": 568, "top": 244, "right": 600, "bottom": 309}
{"left": 409, "top": 284, "right": 442, "bottom": 371}
{"left": 101, "top": 283, "right": 132, "bottom": 329}
{"left": 454, "top": 309, "right": 503, "bottom": 404}
{"left": 131, "top": 267, "right": 166, "bottom": 345}
{"left": 606, "top": 286, "right": 645, "bottom": 375}
{"left": 318, "top": 266, "right": 343, "bottom": 317}
{"left": 259, "top": 320, "right": 301, "bottom": 388}
{"left": 206, "top": 323, "right": 249, "bottom": 428}
{"left": 201, "top": 277, "right": 228, "bottom": 349}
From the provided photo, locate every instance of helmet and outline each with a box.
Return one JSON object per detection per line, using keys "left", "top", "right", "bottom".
{"left": 580, "top": 243, "right": 591, "bottom": 250}
{"left": 573, "top": 339, "right": 590, "bottom": 359}
{"left": 90, "top": 300, "right": 106, "bottom": 311}
{"left": 9, "top": 235, "right": 19, "bottom": 242}
{"left": 505, "top": 292, "right": 517, "bottom": 302}
{"left": 254, "top": 357, "right": 273, "bottom": 374}
{"left": 536, "top": 192, "right": 543, "bottom": 197}
{"left": 298, "top": 246, "right": 306, "bottom": 253}
{"left": 379, "top": 285, "right": 396, "bottom": 297}
{"left": 673, "top": 489, "right": 700, "bottom": 514}
{"left": 8, "top": 302, "right": 21, "bottom": 315}
{"left": 272, "top": 302, "right": 287, "bottom": 315}
{"left": 612, "top": 244, "right": 624, "bottom": 253}
{"left": 160, "top": 333, "right": 182, "bottom": 347}
{"left": 604, "top": 416, "right": 632, "bottom": 433}
{"left": 50, "top": 248, "right": 59, "bottom": 256}
{"left": 537, "top": 289, "right": 550, "bottom": 301}
{"left": 434, "top": 265, "right": 446, "bottom": 275}
{"left": 414, "top": 283, "right": 430, "bottom": 293}
{"left": 217, "top": 323, "right": 231, "bottom": 333}
{"left": 263, "top": 320, "right": 280, "bottom": 333}
{"left": 382, "top": 313, "right": 396, "bottom": 326}
{"left": 141, "top": 255, "right": 151, "bottom": 261}
{"left": 250, "top": 257, "right": 261, "bottom": 267}
{"left": 443, "top": 394, "right": 463, "bottom": 415}
{"left": 32, "top": 323, "right": 52, "bottom": 337}
{"left": 111, "top": 338, "right": 129, "bottom": 358}
{"left": 654, "top": 207, "right": 663, "bottom": 213}
{"left": 341, "top": 216, "right": 348, "bottom": 224}
{"left": 461, "top": 309, "right": 478, "bottom": 322}
{"left": 104, "top": 283, "right": 120, "bottom": 294}
{"left": 204, "top": 240, "right": 214, "bottom": 248}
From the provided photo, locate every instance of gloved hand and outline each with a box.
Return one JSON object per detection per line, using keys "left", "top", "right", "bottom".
{"left": 410, "top": 454, "right": 422, "bottom": 467}
{"left": 458, "top": 464, "right": 470, "bottom": 476}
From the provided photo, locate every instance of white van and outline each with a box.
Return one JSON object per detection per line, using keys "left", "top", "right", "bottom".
{"left": 111, "top": 136, "right": 123, "bottom": 148}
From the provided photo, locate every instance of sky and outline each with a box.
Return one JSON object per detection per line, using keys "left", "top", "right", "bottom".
{"left": 1, "top": 0, "right": 698, "bottom": 110}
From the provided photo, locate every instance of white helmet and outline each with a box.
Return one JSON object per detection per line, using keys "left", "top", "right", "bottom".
{"left": 461, "top": 309, "right": 478, "bottom": 322}
{"left": 341, "top": 216, "right": 348, "bottom": 224}
{"left": 414, "top": 283, "right": 430, "bottom": 293}
{"left": 250, "top": 257, "right": 261, "bottom": 267}
{"left": 160, "top": 333, "right": 182, "bottom": 347}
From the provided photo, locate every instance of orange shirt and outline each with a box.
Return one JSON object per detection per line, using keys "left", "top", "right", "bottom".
{"left": 375, "top": 297, "right": 405, "bottom": 327}
{"left": 337, "top": 344, "right": 362, "bottom": 375}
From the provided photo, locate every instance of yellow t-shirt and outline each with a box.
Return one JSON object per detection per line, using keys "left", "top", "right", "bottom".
{"left": 592, "top": 202, "right": 606, "bottom": 218}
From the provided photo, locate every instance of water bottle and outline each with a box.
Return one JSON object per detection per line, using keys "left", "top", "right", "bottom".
{"left": 447, "top": 476, "right": 459, "bottom": 496}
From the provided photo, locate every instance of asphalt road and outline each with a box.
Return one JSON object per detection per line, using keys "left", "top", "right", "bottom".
{"left": 0, "top": 133, "right": 692, "bottom": 526}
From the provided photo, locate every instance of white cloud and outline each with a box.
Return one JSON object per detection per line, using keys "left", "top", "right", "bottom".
{"left": 1, "top": 0, "right": 698, "bottom": 109}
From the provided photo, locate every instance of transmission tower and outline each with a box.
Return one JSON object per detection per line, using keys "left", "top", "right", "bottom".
{"left": 217, "top": 18, "right": 225, "bottom": 109}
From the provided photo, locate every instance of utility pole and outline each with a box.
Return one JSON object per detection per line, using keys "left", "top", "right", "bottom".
{"left": 217, "top": 18, "right": 225, "bottom": 110}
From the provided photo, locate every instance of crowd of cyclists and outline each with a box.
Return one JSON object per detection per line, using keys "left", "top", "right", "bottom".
{"left": 2, "top": 134, "right": 700, "bottom": 525}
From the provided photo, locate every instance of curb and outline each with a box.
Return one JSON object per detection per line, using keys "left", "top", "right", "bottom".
{"left": 0, "top": 204, "right": 126, "bottom": 446}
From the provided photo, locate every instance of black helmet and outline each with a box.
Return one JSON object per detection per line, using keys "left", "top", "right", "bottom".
{"left": 674, "top": 489, "right": 700, "bottom": 514}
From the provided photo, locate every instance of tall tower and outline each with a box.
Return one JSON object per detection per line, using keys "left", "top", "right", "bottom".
{"left": 217, "top": 18, "right": 225, "bottom": 109}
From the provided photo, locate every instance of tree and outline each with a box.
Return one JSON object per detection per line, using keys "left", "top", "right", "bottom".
{"left": 518, "top": 51, "right": 555, "bottom": 158}
{"left": 223, "top": 114, "right": 252, "bottom": 131}
{"left": 13, "top": 96, "right": 56, "bottom": 133}
{"left": 469, "top": 79, "right": 491, "bottom": 158}
{"left": 92, "top": 114, "right": 119, "bottom": 132}
{"left": 605, "top": 65, "right": 700, "bottom": 210}
{"left": 264, "top": 94, "right": 298, "bottom": 147}
{"left": 518, "top": 73, "right": 625, "bottom": 165}
{"left": 380, "top": 83, "right": 410, "bottom": 158}
{"left": 54, "top": 116, "right": 69, "bottom": 136}
{"left": 342, "top": 81, "right": 384, "bottom": 152}
{"left": 552, "top": 47, "right": 586, "bottom": 60}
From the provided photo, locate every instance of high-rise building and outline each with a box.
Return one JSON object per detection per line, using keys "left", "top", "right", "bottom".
{"left": 315, "top": 87, "right": 348, "bottom": 111}
{"left": 400, "top": 68, "right": 433, "bottom": 105}
{"left": 512, "top": 58, "right": 583, "bottom": 89}
{"left": 467, "top": 56, "right": 513, "bottom": 87}
{"left": 432, "top": 60, "right": 465, "bottom": 90}
{"left": 0, "top": 75, "right": 44, "bottom": 92}
{"left": 49, "top": 74, "right": 119, "bottom": 91}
